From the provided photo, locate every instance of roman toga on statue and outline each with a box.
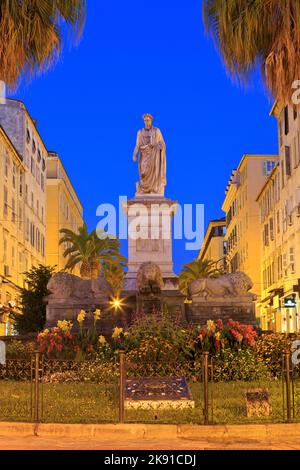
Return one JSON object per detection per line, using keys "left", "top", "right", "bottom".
{"left": 132, "top": 114, "right": 167, "bottom": 195}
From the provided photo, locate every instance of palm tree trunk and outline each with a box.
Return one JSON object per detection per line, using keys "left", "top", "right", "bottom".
{"left": 90, "top": 258, "right": 100, "bottom": 279}
{"left": 80, "top": 261, "right": 91, "bottom": 279}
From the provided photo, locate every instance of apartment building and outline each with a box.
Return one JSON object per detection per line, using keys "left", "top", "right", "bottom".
{"left": 222, "top": 154, "right": 279, "bottom": 325}
{"left": 261, "top": 101, "right": 300, "bottom": 333}
{"left": 198, "top": 218, "right": 226, "bottom": 271}
{"left": 0, "top": 127, "right": 26, "bottom": 335}
{"left": 256, "top": 165, "right": 284, "bottom": 331}
{"left": 46, "top": 151, "right": 83, "bottom": 275}
{"left": 0, "top": 99, "right": 47, "bottom": 274}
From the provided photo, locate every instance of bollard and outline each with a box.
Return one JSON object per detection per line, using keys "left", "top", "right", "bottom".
{"left": 202, "top": 351, "right": 209, "bottom": 425}
{"left": 34, "top": 351, "right": 40, "bottom": 423}
{"left": 119, "top": 350, "right": 126, "bottom": 424}
{"left": 284, "top": 350, "right": 292, "bottom": 422}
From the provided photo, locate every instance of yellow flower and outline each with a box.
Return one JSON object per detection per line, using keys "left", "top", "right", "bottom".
{"left": 77, "top": 310, "right": 86, "bottom": 324}
{"left": 207, "top": 320, "right": 216, "bottom": 333}
{"left": 98, "top": 335, "right": 107, "bottom": 346}
{"left": 94, "top": 309, "right": 101, "bottom": 322}
{"left": 112, "top": 327, "right": 123, "bottom": 339}
{"left": 215, "top": 332, "right": 221, "bottom": 341}
{"left": 57, "top": 320, "right": 73, "bottom": 332}
{"left": 39, "top": 328, "right": 49, "bottom": 338}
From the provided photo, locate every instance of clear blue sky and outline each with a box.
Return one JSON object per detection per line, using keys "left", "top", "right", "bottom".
{"left": 12, "top": 0, "right": 278, "bottom": 273}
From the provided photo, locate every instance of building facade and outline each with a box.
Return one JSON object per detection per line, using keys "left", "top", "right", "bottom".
{"left": 222, "top": 154, "right": 279, "bottom": 325}
{"left": 0, "top": 99, "right": 47, "bottom": 273}
{"left": 198, "top": 218, "right": 226, "bottom": 271}
{"left": 0, "top": 127, "right": 26, "bottom": 335}
{"left": 0, "top": 99, "right": 48, "bottom": 335}
{"left": 46, "top": 151, "right": 83, "bottom": 275}
{"left": 261, "top": 101, "right": 300, "bottom": 333}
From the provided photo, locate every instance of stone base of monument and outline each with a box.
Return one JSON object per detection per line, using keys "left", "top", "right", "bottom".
{"left": 125, "top": 377, "right": 195, "bottom": 411}
{"left": 186, "top": 297, "right": 256, "bottom": 325}
{"left": 122, "top": 276, "right": 188, "bottom": 326}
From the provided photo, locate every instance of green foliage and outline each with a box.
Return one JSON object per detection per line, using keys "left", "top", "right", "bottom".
{"left": 60, "top": 223, "right": 127, "bottom": 279}
{"left": 125, "top": 311, "right": 194, "bottom": 362}
{"left": 202, "top": 0, "right": 300, "bottom": 103}
{"left": 179, "top": 258, "right": 223, "bottom": 296}
{"left": 254, "top": 333, "right": 299, "bottom": 378}
{"left": 212, "top": 349, "right": 270, "bottom": 382}
{"left": 100, "top": 259, "right": 127, "bottom": 297}
{"left": 6, "top": 340, "right": 35, "bottom": 359}
{"left": 12, "top": 265, "right": 56, "bottom": 334}
{"left": 0, "top": 0, "right": 86, "bottom": 90}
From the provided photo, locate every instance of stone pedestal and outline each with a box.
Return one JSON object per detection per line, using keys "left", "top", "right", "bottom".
{"left": 122, "top": 194, "right": 186, "bottom": 324}
{"left": 186, "top": 297, "right": 256, "bottom": 326}
{"left": 124, "top": 195, "right": 178, "bottom": 288}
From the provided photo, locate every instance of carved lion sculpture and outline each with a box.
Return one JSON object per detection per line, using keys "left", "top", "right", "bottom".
{"left": 47, "top": 272, "right": 112, "bottom": 301}
{"left": 188, "top": 272, "right": 255, "bottom": 300}
{"left": 136, "top": 262, "right": 164, "bottom": 295}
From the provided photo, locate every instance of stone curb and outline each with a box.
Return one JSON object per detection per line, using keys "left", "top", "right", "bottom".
{"left": 0, "top": 422, "right": 300, "bottom": 440}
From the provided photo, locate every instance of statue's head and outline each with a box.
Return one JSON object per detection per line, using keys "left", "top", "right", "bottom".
{"left": 142, "top": 113, "right": 153, "bottom": 129}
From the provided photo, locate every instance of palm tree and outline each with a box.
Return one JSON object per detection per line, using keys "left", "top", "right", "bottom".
{"left": 203, "top": 0, "right": 300, "bottom": 103}
{"left": 59, "top": 223, "right": 126, "bottom": 279}
{"left": 179, "top": 259, "right": 222, "bottom": 296}
{"left": 100, "top": 259, "right": 127, "bottom": 297}
{"left": 0, "top": 0, "right": 86, "bottom": 89}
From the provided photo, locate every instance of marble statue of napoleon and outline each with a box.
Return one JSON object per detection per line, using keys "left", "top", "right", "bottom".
{"left": 132, "top": 114, "right": 167, "bottom": 195}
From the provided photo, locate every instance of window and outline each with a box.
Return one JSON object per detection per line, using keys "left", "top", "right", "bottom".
{"left": 3, "top": 233, "right": 7, "bottom": 264}
{"left": 264, "top": 224, "right": 269, "bottom": 246}
{"left": 19, "top": 174, "right": 23, "bottom": 197}
{"left": 285, "top": 146, "right": 291, "bottom": 177}
{"left": 263, "top": 160, "right": 277, "bottom": 176}
{"left": 26, "top": 129, "right": 31, "bottom": 144}
{"left": 284, "top": 105, "right": 289, "bottom": 135}
{"left": 37, "top": 149, "right": 42, "bottom": 163}
{"left": 32, "top": 140, "right": 36, "bottom": 154}
{"left": 41, "top": 235, "right": 45, "bottom": 257}
{"left": 270, "top": 218, "right": 274, "bottom": 241}
{"left": 277, "top": 211, "right": 280, "bottom": 234}
{"left": 279, "top": 120, "right": 283, "bottom": 148}
{"left": 31, "top": 192, "right": 34, "bottom": 209}
{"left": 25, "top": 184, "right": 28, "bottom": 203}
{"left": 12, "top": 162, "right": 16, "bottom": 189}
{"left": 4, "top": 153, "right": 9, "bottom": 178}
{"left": 25, "top": 219, "right": 29, "bottom": 241}
{"left": 11, "top": 198, "right": 16, "bottom": 223}
{"left": 30, "top": 223, "right": 35, "bottom": 247}
{"left": 36, "top": 167, "right": 41, "bottom": 185}
{"left": 11, "top": 245, "right": 15, "bottom": 269}
{"left": 31, "top": 157, "right": 35, "bottom": 176}
{"left": 290, "top": 247, "right": 295, "bottom": 273}
{"left": 18, "top": 251, "right": 23, "bottom": 276}
{"left": 4, "top": 186, "right": 8, "bottom": 217}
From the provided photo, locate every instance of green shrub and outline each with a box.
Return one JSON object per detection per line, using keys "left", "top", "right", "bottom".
{"left": 6, "top": 340, "right": 35, "bottom": 359}
{"left": 254, "top": 333, "right": 300, "bottom": 378}
{"left": 212, "top": 349, "right": 270, "bottom": 382}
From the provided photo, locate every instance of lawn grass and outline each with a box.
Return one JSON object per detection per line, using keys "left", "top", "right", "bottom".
{"left": 0, "top": 379, "right": 299, "bottom": 424}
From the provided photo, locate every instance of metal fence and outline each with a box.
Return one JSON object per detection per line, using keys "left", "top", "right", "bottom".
{"left": 0, "top": 351, "right": 299, "bottom": 425}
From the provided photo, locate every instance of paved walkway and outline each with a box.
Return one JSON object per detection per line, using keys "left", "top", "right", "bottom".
{"left": 1, "top": 435, "right": 300, "bottom": 450}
